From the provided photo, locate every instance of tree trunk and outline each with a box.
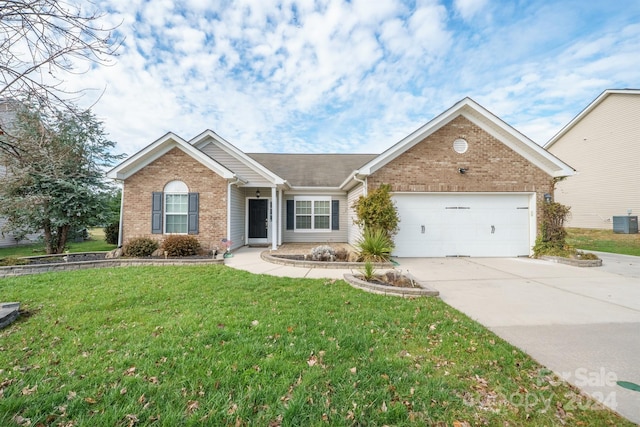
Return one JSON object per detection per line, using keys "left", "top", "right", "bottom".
{"left": 55, "top": 225, "right": 70, "bottom": 254}
{"left": 43, "top": 223, "right": 54, "bottom": 255}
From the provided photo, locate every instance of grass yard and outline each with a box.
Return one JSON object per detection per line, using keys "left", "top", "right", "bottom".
{"left": 0, "top": 228, "right": 116, "bottom": 258}
{"left": 567, "top": 228, "right": 640, "bottom": 256}
{"left": 0, "top": 266, "right": 632, "bottom": 426}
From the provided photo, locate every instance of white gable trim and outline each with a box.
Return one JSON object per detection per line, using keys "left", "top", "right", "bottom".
{"left": 545, "top": 89, "right": 640, "bottom": 149}
{"left": 191, "top": 129, "right": 287, "bottom": 186}
{"left": 106, "top": 132, "right": 235, "bottom": 180}
{"left": 356, "top": 97, "right": 574, "bottom": 178}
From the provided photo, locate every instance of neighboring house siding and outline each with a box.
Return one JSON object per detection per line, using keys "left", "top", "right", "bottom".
{"left": 548, "top": 93, "right": 640, "bottom": 228}
{"left": 200, "top": 142, "right": 273, "bottom": 186}
{"left": 282, "top": 194, "right": 348, "bottom": 243}
{"left": 367, "top": 116, "right": 552, "bottom": 227}
{"left": 229, "top": 185, "right": 246, "bottom": 249}
{"left": 347, "top": 184, "right": 364, "bottom": 246}
{"left": 122, "top": 148, "right": 227, "bottom": 250}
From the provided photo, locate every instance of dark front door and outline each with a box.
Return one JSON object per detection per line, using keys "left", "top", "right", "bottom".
{"left": 248, "top": 199, "right": 269, "bottom": 239}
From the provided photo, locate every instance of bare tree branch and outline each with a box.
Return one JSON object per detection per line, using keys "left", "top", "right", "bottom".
{"left": 0, "top": 0, "right": 121, "bottom": 113}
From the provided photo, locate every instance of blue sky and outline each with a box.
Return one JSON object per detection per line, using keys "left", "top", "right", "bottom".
{"left": 72, "top": 0, "right": 640, "bottom": 157}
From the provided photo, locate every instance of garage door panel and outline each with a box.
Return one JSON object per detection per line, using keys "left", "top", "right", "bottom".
{"left": 393, "top": 194, "right": 532, "bottom": 257}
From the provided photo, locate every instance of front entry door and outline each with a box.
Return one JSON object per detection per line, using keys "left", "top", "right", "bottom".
{"left": 248, "top": 199, "right": 269, "bottom": 242}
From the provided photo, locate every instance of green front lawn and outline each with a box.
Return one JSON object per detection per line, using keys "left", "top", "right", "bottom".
{"left": 567, "top": 228, "right": 640, "bottom": 256}
{"left": 0, "top": 228, "right": 116, "bottom": 258}
{"left": 0, "top": 266, "right": 630, "bottom": 426}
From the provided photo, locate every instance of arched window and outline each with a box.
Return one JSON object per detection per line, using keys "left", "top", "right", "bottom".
{"left": 151, "top": 181, "right": 199, "bottom": 235}
{"left": 164, "top": 181, "right": 189, "bottom": 234}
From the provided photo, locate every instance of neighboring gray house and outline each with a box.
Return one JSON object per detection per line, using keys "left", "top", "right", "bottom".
{"left": 545, "top": 89, "right": 640, "bottom": 229}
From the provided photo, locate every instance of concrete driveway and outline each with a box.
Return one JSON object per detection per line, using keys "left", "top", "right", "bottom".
{"left": 394, "top": 254, "right": 640, "bottom": 424}
{"left": 226, "top": 248, "right": 640, "bottom": 423}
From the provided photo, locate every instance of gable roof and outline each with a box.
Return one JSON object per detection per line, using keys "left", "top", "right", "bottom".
{"left": 191, "top": 130, "right": 286, "bottom": 186}
{"left": 106, "top": 132, "right": 236, "bottom": 181}
{"left": 354, "top": 97, "right": 574, "bottom": 179}
{"left": 544, "top": 89, "right": 640, "bottom": 149}
{"left": 248, "top": 153, "right": 376, "bottom": 188}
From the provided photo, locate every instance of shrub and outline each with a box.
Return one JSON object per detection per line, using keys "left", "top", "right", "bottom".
{"left": 352, "top": 184, "right": 400, "bottom": 238}
{"left": 0, "top": 256, "right": 28, "bottom": 266}
{"left": 357, "top": 228, "right": 394, "bottom": 262}
{"left": 162, "top": 235, "right": 201, "bottom": 257}
{"left": 310, "top": 245, "right": 335, "bottom": 261}
{"left": 123, "top": 237, "right": 159, "bottom": 257}
{"left": 533, "top": 201, "right": 571, "bottom": 257}
{"left": 104, "top": 222, "right": 119, "bottom": 245}
{"left": 334, "top": 247, "right": 348, "bottom": 261}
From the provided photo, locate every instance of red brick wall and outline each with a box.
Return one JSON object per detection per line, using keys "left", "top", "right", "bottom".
{"left": 122, "top": 148, "right": 227, "bottom": 250}
{"left": 368, "top": 116, "right": 554, "bottom": 224}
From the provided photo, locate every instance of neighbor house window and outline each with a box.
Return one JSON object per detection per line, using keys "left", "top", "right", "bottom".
{"left": 295, "top": 197, "right": 331, "bottom": 231}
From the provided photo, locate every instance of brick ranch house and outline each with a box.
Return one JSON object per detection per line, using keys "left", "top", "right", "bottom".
{"left": 107, "top": 98, "right": 574, "bottom": 257}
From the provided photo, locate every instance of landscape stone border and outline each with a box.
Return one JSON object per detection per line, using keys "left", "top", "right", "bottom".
{"left": 343, "top": 273, "right": 439, "bottom": 297}
{"left": 0, "top": 257, "right": 224, "bottom": 278}
{"left": 540, "top": 256, "right": 603, "bottom": 267}
{"left": 261, "top": 251, "right": 394, "bottom": 269}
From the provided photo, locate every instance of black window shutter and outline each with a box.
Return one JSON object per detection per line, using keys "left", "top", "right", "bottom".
{"left": 152, "top": 192, "right": 163, "bottom": 234}
{"left": 331, "top": 200, "right": 339, "bottom": 230}
{"left": 286, "top": 200, "right": 294, "bottom": 230}
{"left": 188, "top": 192, "right": 199, "bottom": 234}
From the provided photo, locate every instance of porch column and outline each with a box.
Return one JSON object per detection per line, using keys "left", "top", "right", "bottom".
{"left": 271, "top": 187, "right": 278, "bottom": 250}
{"left": 278, "top": 188, "right": 283, "bottom": 246}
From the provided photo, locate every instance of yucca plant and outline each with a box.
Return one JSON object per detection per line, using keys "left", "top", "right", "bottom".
{"left": 357, "top": 227, "right": 393, "bottom": 262}
{"left": 360, "top": 260, "right": 376, "bottom": 281}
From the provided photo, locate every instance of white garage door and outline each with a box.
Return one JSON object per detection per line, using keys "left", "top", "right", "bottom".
{"left": 393, "top": 193, "right": 532, "bottom": 257}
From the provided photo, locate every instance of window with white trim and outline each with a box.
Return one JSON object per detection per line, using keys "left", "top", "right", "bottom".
{"left": 295, "top": 197, "right": 331, "bottom": 231}
{"left": 164, "top": 180, "right": 188, "bottom": 234}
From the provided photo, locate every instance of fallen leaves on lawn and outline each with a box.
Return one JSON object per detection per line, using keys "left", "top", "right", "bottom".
{"left": 21, "top": 384, "right": 37, "bottom": 395}
{"left": 186, "top": 400, "right": 199, "bottom": 415}
{"left": 12, "top": 414, "right": 30, "bottom": 426}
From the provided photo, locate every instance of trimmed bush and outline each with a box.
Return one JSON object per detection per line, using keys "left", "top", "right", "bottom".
{"left": 104, "top": 222, "right": 119, "bottom": 245}
{"left": 162, "top": 235, "right": 201, "bottom": 257}
{"left": 123, "top": 237, "right": 159, "bottom": 257}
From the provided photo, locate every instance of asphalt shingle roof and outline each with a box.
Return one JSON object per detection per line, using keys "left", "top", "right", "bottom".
{"left": 247, "top": 153, "right": 377, "bottom": 187}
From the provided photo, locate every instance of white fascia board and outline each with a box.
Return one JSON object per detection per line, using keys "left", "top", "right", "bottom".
{"left": 358, "top": 98, "right": 473, "bottom": 175}
{"left": 460, "top": 108, "right": 575, "bottom": 178}
{"left": 106, "top": 132, "right": 235, "bottom": 180}
{"left": 339, "top": 171, "right": 368, "bottom": 191}
{"left": 545, "top": 89, "right": 640, "bottom": 149}
{"left": 190, "top": 129, "right": 286, "bottom": 185}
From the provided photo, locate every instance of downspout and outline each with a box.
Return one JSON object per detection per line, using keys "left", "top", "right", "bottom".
{"left": 354, "top": 174, "right": 367, "bottom": 196}
{"left": 117, "top": 182, "right": 124, "bottom": 247}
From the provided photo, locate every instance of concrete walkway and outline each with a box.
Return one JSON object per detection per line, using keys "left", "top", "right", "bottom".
{"left": 225, "top": 248, "right": 640, "bottom": 424}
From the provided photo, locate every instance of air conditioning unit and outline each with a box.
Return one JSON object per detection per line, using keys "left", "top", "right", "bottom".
{"left": 613, "top": 216, "right": 638, "bottom": 234}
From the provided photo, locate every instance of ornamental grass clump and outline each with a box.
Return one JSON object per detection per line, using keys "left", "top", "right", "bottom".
{"left": 357, "top": 228, "right": 393, "bottom": 262}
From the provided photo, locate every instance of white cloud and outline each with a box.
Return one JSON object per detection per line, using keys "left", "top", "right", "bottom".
{"left": 54, "top": 0, "right": 640, "bottom": 157}
{"left": 454, "top": 0, "right": 488, "bottom": 21}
